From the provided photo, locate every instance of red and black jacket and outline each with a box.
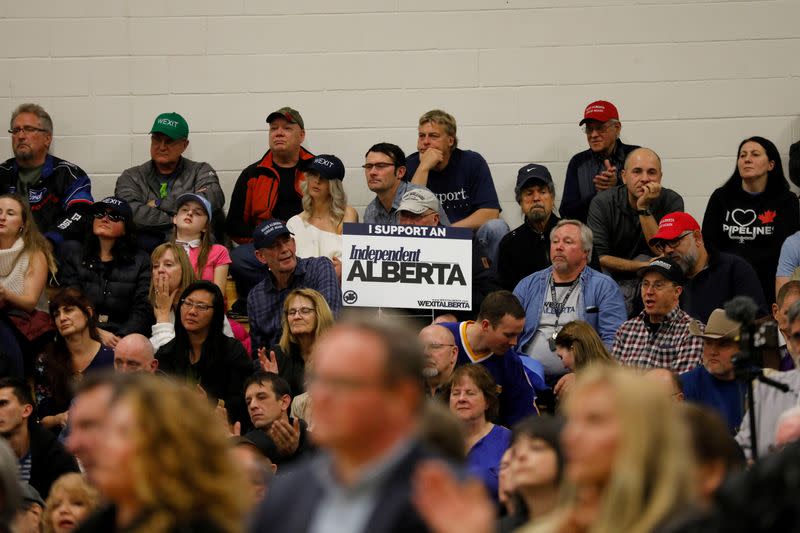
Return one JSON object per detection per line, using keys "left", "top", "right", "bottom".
{"left": 225, "top": 147, "right": 314, "bottom": 243}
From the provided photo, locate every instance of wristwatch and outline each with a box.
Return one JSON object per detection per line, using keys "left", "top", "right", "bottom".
{"left": 636, "top": 208, "right": 652, "bottom": 216}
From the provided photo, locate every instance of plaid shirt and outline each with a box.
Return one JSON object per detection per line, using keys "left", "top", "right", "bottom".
{"left": 248, "top": 256, "right": 341, "bottom": 357}
{"left": 612, "top": 307, "right": 704, "bottom": 373}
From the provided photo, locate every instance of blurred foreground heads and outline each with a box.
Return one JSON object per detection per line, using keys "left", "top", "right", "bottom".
{"left": 79, "top": 374, "right": 248, "bottom": 533}
{"left": 413, "top": 366, "right": 703, "bottom": 533}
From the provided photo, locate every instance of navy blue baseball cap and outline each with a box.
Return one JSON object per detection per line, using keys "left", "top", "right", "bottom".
{"left": 92, "top": 196, "right": 133, "bottom": 221}
{"left": 303, "top": 154, "right": 345, "bottom": 181}
{"left": 515, "top": 164, "right": 554, "bottom": 195}
{"left": 253, "top": 219, "right": 292, "bottom": 249}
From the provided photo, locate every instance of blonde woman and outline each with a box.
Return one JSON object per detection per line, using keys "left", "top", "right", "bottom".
{"left": 42, "top": 473, "right": 99, "bottom": 533}
{"left": 286, "top": 154, "right": 357, "bottom": 278}
{"left": 258, "top": 288, "right": 334, "bottom": 395}
{"left": 86, "top": 374, "right": 247, "bottom": 533}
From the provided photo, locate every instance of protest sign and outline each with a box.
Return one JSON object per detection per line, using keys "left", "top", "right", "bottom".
{"left": 341, "top": 223, "right": 473, "bottom": 310}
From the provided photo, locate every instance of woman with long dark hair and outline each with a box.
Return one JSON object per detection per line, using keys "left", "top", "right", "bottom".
{"left": 155, "top": 281, "right": 252, "bottom": 425}
{"left": 59, "top": 197, "right": 152, "bottom": 348}
{"left": 702, "top": 136, "right": 799, "bottom": 303}
{"left": 36, "top": 288, "right": 114, "bottom": 432}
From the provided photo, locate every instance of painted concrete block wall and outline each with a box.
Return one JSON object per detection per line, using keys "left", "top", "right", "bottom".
{"left": 0, "top": 0, "right": 797, "bottom": 229}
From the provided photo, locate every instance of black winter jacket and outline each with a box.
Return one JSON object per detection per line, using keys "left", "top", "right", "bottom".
{"left": 58, "top": 240, "right": 152, "bottom": 336}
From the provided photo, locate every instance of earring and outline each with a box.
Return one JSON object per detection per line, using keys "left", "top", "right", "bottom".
{"left": 18, "top": 227, "right": 22, "bottom": 234}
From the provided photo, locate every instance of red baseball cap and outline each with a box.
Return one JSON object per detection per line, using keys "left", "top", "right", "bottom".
{"left": 648, "top": 212, "right": 700, "bottom": 245}
{"left": 579, "top": 100, "right": 619, "bottom": 126}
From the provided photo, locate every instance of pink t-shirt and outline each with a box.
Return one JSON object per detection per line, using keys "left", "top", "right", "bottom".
{"left": 188, "top": 244, "right": 232, "bottom": 281}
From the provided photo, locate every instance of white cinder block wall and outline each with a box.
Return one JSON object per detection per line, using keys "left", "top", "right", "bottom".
{"left": 1, "top": 0, "right": 798, "bottom": 228}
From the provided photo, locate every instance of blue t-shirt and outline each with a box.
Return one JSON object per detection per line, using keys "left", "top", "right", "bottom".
{"left": 467, "top": 424, "right": 511, "bottom": 502}
{"left": 680, "top": 365, "right": 746, "bottom": 433}
{"left": 405, "top": 148, "right": 500, "bottom": 223}
{"left": 441, "top": 321, "right": 536, "bottom": 427}
{"left": 777, "top": 230, "right": 800, "bottom": 277}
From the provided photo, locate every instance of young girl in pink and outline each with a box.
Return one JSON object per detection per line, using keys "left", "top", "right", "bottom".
{"left": 171, "top": 193, "right": 250, "bottom": 352}
{"left": 171, "top": 193, "right": 230, "bottom": 295}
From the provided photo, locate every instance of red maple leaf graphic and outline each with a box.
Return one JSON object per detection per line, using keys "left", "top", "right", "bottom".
{"left": 758, "top": 210, "right": 777, "bottom": 224}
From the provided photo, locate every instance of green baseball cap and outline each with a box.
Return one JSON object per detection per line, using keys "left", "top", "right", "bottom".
{"left": 266, "top": 107, "right": 304, "bottom": 130}
{"left": 150, "top": 112, "right": 189, "bottom": 140}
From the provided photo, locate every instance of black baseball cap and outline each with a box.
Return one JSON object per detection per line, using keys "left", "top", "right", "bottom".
{"left": 92, "top": 196, "right": 133, "bottom": 221}
{"left": 638, "top": 258, "right": 687, "bottom": 285}
{"left": 253, "top": 219, "right": 292, "bottom": 250}
{"left": 303, "top": 154, "right": 345, "bottom": 181}
{"left": 515, "top": 164, "right": 554, "bottom": 195}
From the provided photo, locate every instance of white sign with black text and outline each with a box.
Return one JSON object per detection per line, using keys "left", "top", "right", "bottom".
{"left": 341, "top": 223, "right": 473, "bottom": 310}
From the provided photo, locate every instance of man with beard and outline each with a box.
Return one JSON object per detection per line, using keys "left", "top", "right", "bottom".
{"left": 497, "top": 164, "right": 560, "bottom": 291}
{"left": 647, "top": 212, "right": 766, "bottom": 323}
{"left": 418, "top": 324, "right": 458, "bottom": 400}
{"left": 0, "top": 103, "right": 93, "bottom": 250}
{"left": 587, "top": 147, "right": 683, "bottom": 313}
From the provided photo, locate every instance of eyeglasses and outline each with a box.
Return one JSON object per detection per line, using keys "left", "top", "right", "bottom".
{"left": 287, "top": 306, "right": 314, "bottom": 317}
{"left": 8, "top": 126, "right": 48, "bottom": 136}
{"left": 400, "top": 210, "right": 436, "bottom": 221}
{"left": 180, "top": 299, "right": 212, "bottom": 312}
{"left": 362, "top": 163, "right": 396, "bottom": 171}
{"left": 581, "top": 121, "right": 615, "bottom": 134}
{"left": 641, "top": 280, "right": 675, "bottom": 291}
{"left": 424, "top": 343, "right": 455, "bottom": 352}
{"left": 653, "top": 232, "right": 692, "bottom": 253}
{"left": 93, "top": 211, "right": 125, "bottom": 222}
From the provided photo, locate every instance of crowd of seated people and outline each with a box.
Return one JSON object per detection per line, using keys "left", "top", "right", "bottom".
{"left": 0, "top": 97, "right": 798, "bottom": 533}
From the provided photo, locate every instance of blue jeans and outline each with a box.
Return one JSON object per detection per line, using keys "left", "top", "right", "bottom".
{"left": 475, "top": 218, "right": 510, "bottom": 271}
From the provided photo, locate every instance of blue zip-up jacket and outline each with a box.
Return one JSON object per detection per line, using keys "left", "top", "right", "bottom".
{"left": 0, "top": 154, "right": 93, "bottom": 244}
{"left": 513, "top": 265, "right": 627, "bottom": 350}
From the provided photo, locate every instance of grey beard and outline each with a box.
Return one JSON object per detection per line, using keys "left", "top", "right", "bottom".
{"left": 670, "top": 252, "right": 696, "bottom": 274}
{"left": 13, "top": 149, "right": 33, "bottom": 163}
{"left": 422, "top": 367, "right": 439, "bottom": 378}
{"left": 525, "top": 207, "right": 547, "bottom": 224}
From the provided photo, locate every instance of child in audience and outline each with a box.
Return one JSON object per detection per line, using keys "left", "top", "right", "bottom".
{"left": 42, "top": 473, "right": 99, "bottom": 533}
{"left": 171, "top": 193, "right": 231, "bottom": 296}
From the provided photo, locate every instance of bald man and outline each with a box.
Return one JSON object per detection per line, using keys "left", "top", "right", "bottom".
{"left": 587, "top": 147, "right": 684, "bottom": 311}
{"left": 113, "top": 334, "right": 159, "bottom": 373}
{"left": 644, "top": 368, "right": 684, "bottom": 402}
{"left": 419, "top": 324, "right": 458, "bottom": 399}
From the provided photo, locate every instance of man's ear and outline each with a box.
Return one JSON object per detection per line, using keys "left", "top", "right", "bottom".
{"left": 773, "top": 303, "right": 780, "bottom": 321}
{"left": 254, "top": 249, "right": 269, "bottom": 266}
{"left": 21, "top": 404, "right": 33, "bottom": 420}
{"left": 280, "top": 394, "right": 292, "bottom": 412}
{"left": 396, "top": 165, "right": 406, "bottom": 180}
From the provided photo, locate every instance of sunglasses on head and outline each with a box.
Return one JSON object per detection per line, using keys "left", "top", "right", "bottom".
{"left": 93, "top": 210, "right": 125, "bottom": 222}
